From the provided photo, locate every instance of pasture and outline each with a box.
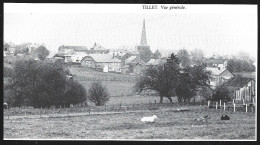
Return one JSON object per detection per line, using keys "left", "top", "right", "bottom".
{"left": 68, "top": 66, "right": 139, "bottom": 97}
{"left": 4, "top": 105, "right": 255, "bottom": 140}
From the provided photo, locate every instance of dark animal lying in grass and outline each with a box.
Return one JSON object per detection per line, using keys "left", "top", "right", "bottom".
{"left": 221, "top": 114, "right": 230, "bottom": 120}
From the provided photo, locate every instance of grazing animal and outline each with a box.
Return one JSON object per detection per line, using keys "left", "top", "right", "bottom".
{"left": 193, "top": 115, "right": 211, "bottom": 126}
{"left": 221, "top": 114, "right": 230, "bottom": 120}
{"left": 141, "top": 115, "right": 158, "bottom": 123}
{"left": 194, "top": 115, "right": 211, "bottom": 122}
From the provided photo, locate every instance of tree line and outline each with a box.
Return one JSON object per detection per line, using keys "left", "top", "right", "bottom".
{"left": 4, "top": 59, "right": 110, "bottom": 108}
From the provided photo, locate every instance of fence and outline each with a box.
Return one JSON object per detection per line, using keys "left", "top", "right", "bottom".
{"left": 207, "top": 99, "right": 255, "bottom": 113}
{"left": 74, "top": 76, "right": 138, "bottom": 83}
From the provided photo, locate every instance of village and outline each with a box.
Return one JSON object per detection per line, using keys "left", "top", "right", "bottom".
{"left": 3, "top": 4, "right": 257, "bottom": 140}
{"left": 4, "top": 19, "right": 256, "bottom": 104}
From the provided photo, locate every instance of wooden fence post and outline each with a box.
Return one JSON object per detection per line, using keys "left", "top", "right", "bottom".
{"left": 224, "top": 102, "right": 226, "bottom": 111}
{"left": 216, "top": 102, "right": 218, "bottom": 109}
{"left": 234, "top": 103, "right": 236, "bottom": 112}
{"left": 220, "top": 100, "right": 221, "bottom": 106}
{"left": 89, "top": 107, "right": 91, "bottom": 115}
{"left": 233, "top": 99, "right": 235, "bottom": 104}
{"left": 246, "top": 104, "right": 248, "bottom": 113}
{"left": 208, "top": 101, "right": 210, "bottom": 109}
{"left": 243, "top": 99, "right": 245, "bottom": 105}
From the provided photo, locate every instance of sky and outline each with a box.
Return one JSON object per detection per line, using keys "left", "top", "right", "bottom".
{"left": 4, "top": 4, "right": 257, "bottom": 58}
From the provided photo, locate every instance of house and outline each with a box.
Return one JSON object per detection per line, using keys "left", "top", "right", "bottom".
{"left": 81, "top": 54, "right": 122, "bottom": 73}
{"left": 225, "top": 76, "right": 256, "bottom": 102}
{"left": 64, "top": 51, "right": 87, "bottom": 63}
{"left": 205, "top": 58, "right": 228, "bottom": 69}
{"left": 145, "top": 58, "right": 166, "bottom": 68}
{"left": 206, "top": 67, "right": 234, "bottom": 89}
{"left": 124, "top": 55, "right": 145, "bottom": 74}
{"left": 4, "top": 42, "right": 16, "bottom": 56}
{"left": 58, "top": 45, "right": 88, "bottom": 53}
{"left": 89, "top": 43, "right": 108, "bottom": 54}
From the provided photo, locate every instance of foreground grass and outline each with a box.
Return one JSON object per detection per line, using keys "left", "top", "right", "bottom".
{"left": 4, "top": 106, "right": 255, "bottom": 140}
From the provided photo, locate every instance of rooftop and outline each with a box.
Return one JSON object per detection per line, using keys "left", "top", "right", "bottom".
{"left": 225, "top": 76, "right": 254, "bottom": 88}
{"left": 205, "top": 67, "right": 227, "bottom": 75}
{"left": 83, "top": 54, "right": 121, "bottom": 63}
{"left": 205, "top": 58, "right": 226, "bottom": 64}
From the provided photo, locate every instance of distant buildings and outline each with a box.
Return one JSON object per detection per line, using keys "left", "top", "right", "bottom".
{"left": 204, "top": 58, "right": 228, "bottom": 69}
{"left": 81, "top": 54, "right": 122, "bottom": 73}
{"left": 206, "top": 67, "right": 234, "bottom": 89}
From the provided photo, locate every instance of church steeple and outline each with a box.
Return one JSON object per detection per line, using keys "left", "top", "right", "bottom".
{"left": 140, "top": 19, "right": 147, "bottom": 46}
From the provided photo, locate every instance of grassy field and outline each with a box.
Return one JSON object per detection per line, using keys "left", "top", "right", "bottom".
{"left": 78, "top": 81, "right": 135, "bottom": 97}
{"left": 68, "top": 66, "right": 139, "bottom": 97}
{"left": 4, "top": 106, "right": 255, "bottom": 140}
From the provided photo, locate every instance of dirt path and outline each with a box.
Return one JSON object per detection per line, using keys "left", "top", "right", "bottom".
{"left": 4, "top": 107, "right": 190, "bottom": 120}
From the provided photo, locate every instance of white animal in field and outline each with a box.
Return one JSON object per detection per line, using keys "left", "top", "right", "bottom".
{"left": 141, "top": 115, "right": 158, "bottom": 122}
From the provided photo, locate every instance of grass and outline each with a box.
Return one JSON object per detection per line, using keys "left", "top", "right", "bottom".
{"left": 4, "top": 106, "right": 255, "bottom": 140}
{"left": 78, "top": 81, "right": 135, "bottom": 97}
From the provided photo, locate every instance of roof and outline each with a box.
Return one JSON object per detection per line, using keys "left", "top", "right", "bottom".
{"left": 205, "top": 67, "right": 227, "bottom": 76}
{"left": 46, "top": 51, "right": 58, "bottom": 59}
{"left": 59, "top": 45, "right": 88, "bottom": 51}
{"left": 92, "top": 43, "right": 106, "bottom": 51}
{"left": 82, "top": 54, "right": 121, "bottom": 63}
{"left": 4, "top": 43, "right": 10, "bottom": 48}
{"left": 205, "top": 58, "right": 226, "bottom": 64}
{"left": 225, "top": 76, "right": 254, "bottom": 88}
{"left": 145, "top": 58, "right": 166, "bottom": 66}
{"left": 57, "top": 49, "right": 74, "bottom": 56}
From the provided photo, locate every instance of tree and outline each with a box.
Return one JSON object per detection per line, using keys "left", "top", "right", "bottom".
{"left": 88, "top": 81, "right": 109, "bottom": 106}
{"left": 135, "top": 53, "right": 211, "bottom": 104}
{"left": 211, "top": 85, "right": 231, "bottom": 102}
{"left": 190, "top": 48, "right": 205, "bottom": 65}
{"left": 63, "top": 80, "right": 87, "bottom": 107}
{"left": 135, "top": 53, "right": 181, "bottom": 103}
{"left": 33, "top": 46, "right": 50, "bottom": 61}
{"left": 177, "top": 49, "right": 190, "bottom": 68}
{"left": 152, "top": 49, "right": 161, "bottom": 59}
{"left": 175, "top": 65, "right": 211, "bottom": 103}
{"left": 4, "top": 59, "right": 86, "bottom": 108}
{"left": 227, "top": 56, "right": 255, "bottom": 72}
{"left": 138, "top": 48, "right": 153, "bottom": 63}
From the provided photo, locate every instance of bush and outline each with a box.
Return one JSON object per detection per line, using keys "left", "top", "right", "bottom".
{"left": 4, "top": 59, "right": 87, "bottom": 108}
{"left": 88, "top": 81, "right": 109, "bottom": 106}
{"left": 63, "top": 80, "right": 87, "bottom": 107}
{"left": 211, "top": 85, "right": 231, "bottom": 102}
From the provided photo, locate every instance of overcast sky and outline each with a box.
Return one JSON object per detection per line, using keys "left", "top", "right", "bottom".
{"left": 4, "top": 4, "right": 257, "bottom": 58}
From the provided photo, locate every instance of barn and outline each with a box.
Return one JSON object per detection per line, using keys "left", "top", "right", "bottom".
{"left": 225, "top": 76, "right": 256, "bottom": 103}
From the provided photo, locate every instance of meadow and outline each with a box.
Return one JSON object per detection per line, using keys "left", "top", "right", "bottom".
{"left": 4, "top": 106, "right": 256, "bottom": 140}
{"left": 68, "top": 66, "right": 138, "bottom": 97}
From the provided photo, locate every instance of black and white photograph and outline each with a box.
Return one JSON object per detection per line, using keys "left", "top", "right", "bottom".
{"left": 3, "top": 3, "right": 257, "bottom": 140}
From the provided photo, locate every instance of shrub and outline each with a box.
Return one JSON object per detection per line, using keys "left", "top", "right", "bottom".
{"left": 63, "top": 80, "right": 87, "bottom": 107}
{"left": 88, "top": 81, "right": 109, "bottom": 106}
{"left": 4, "top": 59, "right": 87, "bottom": 108}
{"left": 211, "top": 85, "right": 231, "bottom": 102}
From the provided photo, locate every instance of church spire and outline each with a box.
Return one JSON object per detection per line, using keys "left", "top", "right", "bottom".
{"left": 140, "top": 19, "right": 147, "bottom": 46}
